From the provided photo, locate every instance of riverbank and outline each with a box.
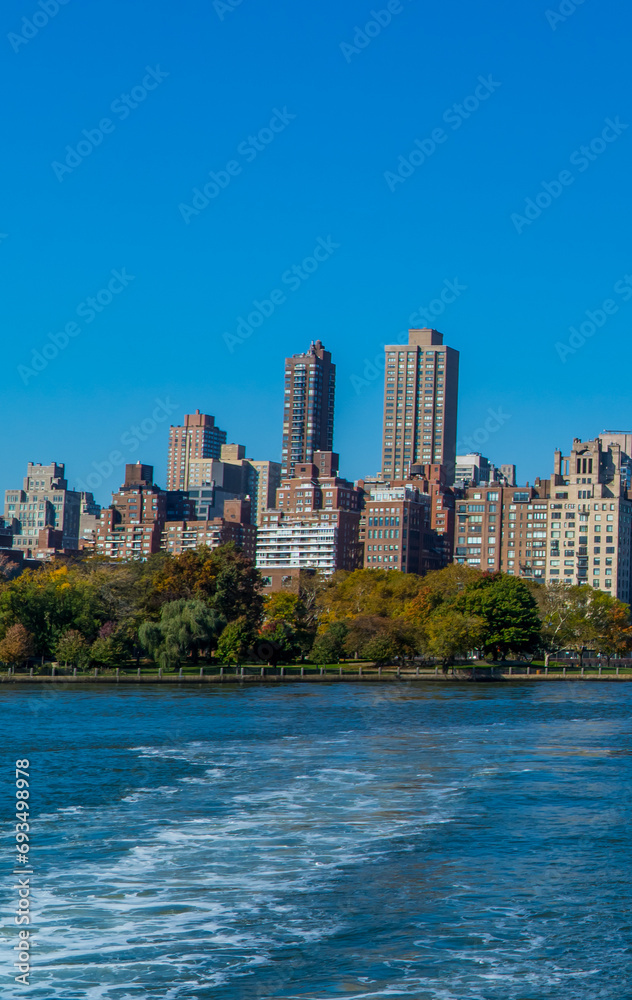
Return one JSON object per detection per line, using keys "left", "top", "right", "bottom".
{"left": 2, "top": 664, "right": 632, "bottom": 683}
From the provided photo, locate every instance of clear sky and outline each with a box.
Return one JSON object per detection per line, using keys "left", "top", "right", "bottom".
{"left": 1, "top": 0, "right": 631, "bottom": 503}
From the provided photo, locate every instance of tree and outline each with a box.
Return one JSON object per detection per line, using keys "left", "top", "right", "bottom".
{"left": 587, "top": 590, "right": 632, "bottom": 665}
{"left": 534, "top": 582, "right": 579, "bottom": 666}
{"left": 89, "top": 622, "right": 129, "bottom": 668}
{"left": 0, "top": 624, "right": 34, "bottom": 667}
{"left": 254, "top": 591, "right": 315, "bottom": 666}
{"left": 422, "top": 608, "right": 486, "bottom": 671}
{"left": 55, "top": 629, "right": 89, "bottom": 667}
{"left": 342, "top": 615, "right": 417, "bottom": 664}
{"left": 309, "top": 622, "right": 349, "bottom": 664}
{"left": 0, "top": 565, "right": 105, "bottom": 657}
{"left": 216, "top": 617, "right": 255, "bottom": 666}
{"left": 316, "top": 569, "right": 427, "bottom": 626}
{"left": 151, "top": 543, "right": 264, "bottom": 626}
{"left": 138, "top": 599, "right": 225, "bottom": 669}
{"left": 458, "top": 574, "right": 541, "bottom": 660}
{"left": 0, "top": 554, "right": 21, "bottom": 582}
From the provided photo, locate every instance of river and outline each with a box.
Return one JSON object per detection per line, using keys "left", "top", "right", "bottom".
{"left": 1, "top": 681, "right": 630, "bottom": 998}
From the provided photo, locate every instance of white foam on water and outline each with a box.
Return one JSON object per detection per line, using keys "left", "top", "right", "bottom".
{"left": 0, "top": 726, "right": 566, "bottom": 1000}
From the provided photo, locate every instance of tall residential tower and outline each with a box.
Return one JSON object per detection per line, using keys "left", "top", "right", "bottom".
{"left": 381, "top": 328, "right": 459, "bottom": 481}
{"left": 166, "top": 411, "right": 227, "bottom": 491}
{"left": 282, "top": 341, "right": 335, "bottom": 478}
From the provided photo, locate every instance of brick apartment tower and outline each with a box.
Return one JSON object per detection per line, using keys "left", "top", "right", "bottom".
{"left": 167, "top": 411, "right": 227, "bottom": 491}
{"left": 282, "top": 341, "right": 335, "bottom": 479}
{"left": 95, "top": 463, "right": 167, "bottom": 560}
{"left": 381, "top": 329, "right": 459, "bottom": 482}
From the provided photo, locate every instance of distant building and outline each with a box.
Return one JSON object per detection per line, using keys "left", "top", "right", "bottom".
{"left": 162, "top": 499, "right": 256, "bottom": 561}
{"left": 381, "top": 328, "right": 459, "bottom": 481}
{"left": 185, "top": 443, "right": 253, "bottom": 520}
{"left": 282, "top": 341, "right": 336, "bottom": 478}
{"left": 78, "top": 492, "right": 101, "bottom": 551}
{"left": 499, "top": 463, "right": 517, "bottom": 487}
{"left": 95, "top": 463, "right": 166, "bottom": 560}
{"left": 360, "top": 484, "right": 444, "bottom": 575}
{"left": 257, "top": 453, "right": 363, "bottom": 586}
{"left": 453, "top": 483, "right": 547, "bottom": 576}
{"left": 454, "top": 453, "right": 492, "bottom": 487}
{"left": 249, "top": 459, "right": 282, "bottom": 524}
{"left": 452, "top": 436, "right": 632, "bottom": 600}
{"left": 166, "top": 410, "right": 227, "bottom": 491}
{"left": 3, "top": 462, "right": 81, "bottom": 558}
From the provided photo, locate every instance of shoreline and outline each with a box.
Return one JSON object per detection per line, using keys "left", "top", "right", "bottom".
{"left": 1, "top": 668, "right": 631, "bottom": 685}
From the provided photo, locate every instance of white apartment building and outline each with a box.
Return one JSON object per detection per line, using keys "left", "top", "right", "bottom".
{"left": 256, "top": 516, "right": 341, "bottom": 575}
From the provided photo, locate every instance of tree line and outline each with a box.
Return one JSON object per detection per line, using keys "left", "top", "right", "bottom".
{"left": 0, "top": 546, "right": 630, "bottom": 669}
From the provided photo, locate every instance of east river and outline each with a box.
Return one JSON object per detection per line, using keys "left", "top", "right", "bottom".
{"left": 1, "top": 681, "right": 630, "bottom": 998}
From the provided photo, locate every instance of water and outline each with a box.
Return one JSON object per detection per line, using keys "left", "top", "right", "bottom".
{"left": 1, "top": 681, "right": 631, "bottom": 999}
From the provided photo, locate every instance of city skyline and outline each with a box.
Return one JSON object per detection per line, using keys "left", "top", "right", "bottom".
{"left": 5, "top": 331, "right": 632, "bottom": 508}
{"left": 2, "top": 1, "right": 632, "bottom": 510}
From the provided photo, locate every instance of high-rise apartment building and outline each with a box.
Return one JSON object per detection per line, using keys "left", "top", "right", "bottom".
{"left": 78, "top": 492, "right": 102, "bottom": 551}
{"left": 167, "top": 411, "right": 227, "bottom": 490}
{"left": 184, "top": 444, "right": 254, "bottom": 520}
{"left": 282, "top": 341, "right": 335, "bottom": 478}
{"left": 249, "top": 460, "right": 282, "bottom": 524}
{"left": 452, "top": 436, "right": 632, "bottom": 601}
{"left": 162, "top": 499, "right": 256, "bottom": 561}
{"left": 4, "top": 462, "right": 81, "bottom": 557}
{"left": 95, "top": 464, "right": 167, "bottom": 560}
{"left": 257, "top": 453, "right": 363, "bottom": 587}
{"left": 381, "top": 328, "right": 459, "bottom": 482}
{"left": 361, "top": 485, "right": 436, "bottom": 574}
{"left": 453, "top": 483, "right": 548, "bottom": 576}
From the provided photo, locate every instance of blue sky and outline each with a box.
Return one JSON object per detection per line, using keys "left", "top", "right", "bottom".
{"left": 1, "top": 0, "right": 630, "bottom": 503}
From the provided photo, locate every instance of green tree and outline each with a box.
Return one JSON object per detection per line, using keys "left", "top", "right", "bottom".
{"left": 534, "top": 582, "right": 579, "bottom": 666}
{"left": 151, "top": 543, "right": 264, "bottom": 626}
{"left": 459, "top": 574, "right": 541, "bottom": 660}
{"left": 138, "top": 599, "right": 225, "bottom": 670}
{"left": 342, "top": 615, "right": 417, "bottom": 664}
{"left": 255, "top": 591, "right": 315, "bottom": 666}
{"left": 0, "top": 565, "right": 104, "bottom": 657}
{"left": 423, "top": 607, "right": 486, "bottom": 670}
{"left": 216, "top": 617, "right": 255, "bottom": 666}
{"left": 55, "top": 629, "right": 89, "bottom": 667}
{"left": 309, "top": 622, "right": 349, "bottom": 664}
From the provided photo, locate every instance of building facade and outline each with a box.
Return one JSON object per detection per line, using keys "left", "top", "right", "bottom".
{"left": 452, "top": 437, "right": 632, "bottom": 601}
{"left": 361, "top": 484, "right": 446, "bottom": 574}
{"left": 453, "top": 484, "right": 548, "bottom": 576}
{"left": 257, "top": 513, "right": 361, "bottom": 580}
{"left": 166, "top": 411, "right": 227, "bottom": 491}
{"left": 78, "top": 492, "right": 101, "bottom": 551}
{"left": 4, "top": 462, "right": 81, "bottom": 557}
{"left": 162, "top": 499, "right": 256, "bottom": 561}
{"left": 282, "top": 341, "right": 336, "bottom": 478}
{"left": 95, "top": 463, "right": 166, "bottom": 560}
{"left": 185, "top": 444, "right": 254, "bottom": 520}
{"left": 249, "top": 459, "right": 282, "bottom": 524}
{"left": 381, "top": 328, "right": 459, "bottom": 481}
{"left": 257, "top": 453, "right": 363, "bottom": 583}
